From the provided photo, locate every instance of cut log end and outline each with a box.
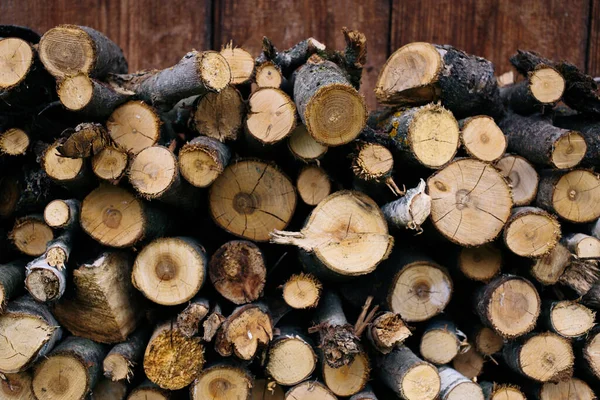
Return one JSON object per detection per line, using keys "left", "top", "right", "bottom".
{"left": 179, "top": 136, "right": 230, "bottom": 188}
{"left": 550, "top": 131, "right": 586, "bottom": 169}
{"left": 199, "top": 51, "right": 233, "bottom": 91}
{"left": 510, "top": 332, "right": 574, "bottom": 382}
{"left": 246, "top": 88, "right": 296, "bottom": 144}
{"left": 192, "top": 85, "right": 244, "bottom": 142}
{"left": 282, "top": 273, "right": 322, "bottom": 309}
{"left": 57, "top": 74, "right": 94, "bottom": 111}
{"left": 256, "top": 61, "right": 283, "bottom": 88}
{"left": 92, "top": 146, "right": 128, "bottom": 181}
{"left": 10, "top": 216, "right": 53, "bottom": 256}
{"left": 217, "top": 304, "right": 273, "bottom": 360}
{"left": 461, "top": 116, "right": 506, "bottom": 162}
{"left": 369, "top": 312, "right": 411, "bottom": 352}
{"left": 25, "top": 267, "right": 61, "bottom": 302}
{"left": 107, "top": 101, "right": 161, "bottom": 155}
{"left": 530, "top": 67, "right": 565, "bottom": 103}
{"left": 352, "top": 142, "right": 394, "bottom": 181}
{"left": 565, "top": 233, "right": 600, "bottom": 259}
{"left": 583, "top": 329, "right": 600, "bottom": 378}
{"left": 531, "top": 242, "right": 571, "bottom": 285}
{"left": 548, "top": 170, "right": 600, "bottom": 223}
{"left": 288, "top": 125, "right": 328, "bottom": 161}
{"left": 452, "top": 347, "right": 484, "bottom": 379}
{"left": 102, "top": 353, "right": 132, "bottom": 382}
{"left": 191, "top": 364, "right": 253, "bottom": 400}
{"left": 420, "top": 328, "right": 461, "bottom": 365}
{"left": 220, "top": 44, "right": 254, "bottom": 85}
{"left": 439, "top": 367, "right": 484, "bottom": 400}
{"left": 0, "top": 38, "right": 33, "bottom": 89}
{"left": 43, "top": 142, "right": 85, "bottom": 182}
{"left": 0, "top": 128, "right": 30, "bottom": 156}
{"left": 266, "top": 336, "right": 317, "bottom": 386}
{"left": 458, "top": 244, "right": 502, "bottom": 282}
{"left": 402, "top": 363, "right": 441, "bottom": 400}
{"left": 32, "top": 355, "right": 89, "bottom": 400}
{"left": 285, "top": 381, "right": 337, "bottom": 400}
{"left": 43, "top": 199, "right": 77, "bottom": 229}
{"left": 474, "top": 326, "right": 504, "bottom": 356}
{"left": 503, "top": 207, "right": 561, "bottom": 258}
{"left": 297, "top": 165, "right": 331, "bottom": 206}
{"left": 39, "top": 25, "right": 96, "bottom": 78}
{"left": 129, "top": 145, "right": 178, "bottom": 199}
{"left": 495, "top": 155, "right": 538, "bottom": 206}
{"left": 539, "top": 378, "right": 595, "bottom": 400}
{"left": 549, "top": 301, "right": 595, "bottom": 338}
{"left": 483, "top": 384, "right": 525, "bottom": 400}
{"left": 323, "top": 351, "right": 370, "bottom": 397}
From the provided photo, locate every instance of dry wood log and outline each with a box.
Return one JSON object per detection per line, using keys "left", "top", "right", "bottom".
{"left": 108, "top": 50, "right": 231, "bottom": 110}
{"left": 580, "top": 326, "right": 600, "bottom": 381}
{"left": 366, "top": 311, "right": 411, "bottom": 354}
{"left": 53, "top": 251, "right": 143, "bottom": 343}
{"left": 0, "top": 371, "right": 35, "bottom": 400}
{"left": 257, "top": 36, "right": 325, "bottom": 77}
{"left": 143, "top": 321, "right": 205, "bottom": 390}
{"left": 91, "top": 146, "right": 128, "bottom": 182}
{"left": 475, "top": 275, "right": 541, "bottom": 339}
{"left": 531, "top": 242, "right": 572, "bottom": 285}
{"left": 281, "top": 272, "right": 322, "bottom": 309}
{"left": 0, "top": 260, "right": 26, "bottom": 312}
{"left": 56, "top": 122, "right": 110, "bottom": 158}
{"left": 420, "top": 319, "right": 468, "bottom": 365}
{"left": 179, "top": 136, "right": 231, "bottom": 188}
{"left": 563, "top": 233, "right": 600, "bottom": 259}
{"left": 25, "top": 256, "right": 66, "bottom": 303}
{"left": 460, "top": 116, "right": 507, "bottom": 162}
{"left": 43, "top": 198, "right": 79, "bottom": 229}
{"left": 176, "top": 296, "right": 210, "bottom": 337}
{"left": 106, "top": 101, "right": 162, "bottom": 155}
{"left": 191, "top": 85, "right": 244, "bottom": 142}
{"left": 209, "top": 240, "right": 266, "bottom": 305}
{"left": 284, "top": 381, "right": 337, "bottom": 400}
{"left": 536, "top": 377, "right": 596, "bottom": 400}
{"left": 480, "top": 382, "right": 526, "bottom": 400}
{"left": 542, "top": 300, "right": 595, "bottom": 338}
{"left": 452, "top": 346, "right": 485, "bottom": 380}
{"left": 376, "top": 346, "right": 441, "bottom": 400}
{"left": 80, "top": 185, "right": 167, "bottom": 248}
{"left": 382, "top": 179, "right": 431, "bottom": 232}
{"left": 40, "top": 140, "right": 93, "bottom": 191}
{"left": 428, "top": 158, "right": 513, "bottom": 246}
{"left": 349, "top": 386, "right": 378, "bottom": 400}
{"left": 503, "top": 207, "right": 561, "bottom": 258}
{"left": 39, "top": 24, "right": 127, "bottom": 79}
{"left": 203, "top": 302, "right": 225, "bottom": 342}
{"left": 0, "top": 295, "right": 62, "bottom": 373}
{"left": 499, "top": 113, "right": 586, "bottom": 169}
{"left": 536, "top": 169, "right": 600, "bottom": 223}
{"left": 351, "top": 141, "right": 401, "bottom": 195}
{"left": 255, "top": 61, "right": 286, "bottom": 89}
{"left": 287, "top": 124, "right": 327, "bottom": 162}
{"left": 103, "top": 326, "right": 151, "bottom": 382}
{"left": 245, "top": 87, "right": 296, "bottom": 145}
{"left": 322, "top": 349, "right": 370, "bottom": 397}
{"left": 265, "top": 328, "right": 317, "bottom": 386}
{"left": 9, "top": 214, "right": 53, "bottom": 256}
{"left": 132, "top": 237, "right": 207, "bottom": 306}
{"left": 91, "top": 378, "right": 128, "bottom": 400}
{"left": 472, "top": 325, "right": 504, "bottom": 356}
{"left": 503, "top": 332, "right": 574, "bottom": 383}
{"left": 191, "top": 363, "right": 253, "bottom": 400}
{"left": 0, "top": 128, "right": 30, "bottom": 156}
{"left": 554, "top": 115, "right": 600, "bottom": 167}
{"left": 210, "top": 160, "right": 296, "bottom": 242}
{"left": 271, "top": 190, "right": 393, "bottom": 280}
{"left": 294, "top": 55, "right": 366, "bottom": 146}
{"left": 438, "top": 366, "right": 484, "bottom": 400}
{"left": 458, "top": 244, "right": 502, "bottom": 282}
{"left": 296, "top": 165, "right": 331, "bottom": 206}
{"left": 494, "top": 154, "right": 539, "bottom": 206}
{"left": 252, "top": 379, "right": 285, "bottom": 400}
{"left": 375, "top": 42, "right": 503, "bottom": 118}
{"left": 127, "top": 380, "right": 171, "bottom": 400}
{"left": 500, "top": 66, "right": 565, "bottom": 114}
{"left": 220, "top": 42, "right": 254, "bottom": 85}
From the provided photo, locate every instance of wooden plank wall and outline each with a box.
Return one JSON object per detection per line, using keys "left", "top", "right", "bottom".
{"left": 0, "top": 0, "right": 597, "bottom": 109}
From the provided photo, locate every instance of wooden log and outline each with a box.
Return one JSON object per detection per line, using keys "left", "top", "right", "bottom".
{"left": 542, "top": 300, "right": 595, "bottom": 338}
{"left": 210, "top": 160, "right": 296, "bottom": 242}
{"left": 53, "top": 251, "right": 143, "bottom": 343}
{"left": 284, "top": 381, "right": 336, "bottom": 400}
{"left": 472, "top": 325, "right": 504, "bottom": 356}
{"left": 349, "top": 386, "right": 378, "bottom": 400}
{"left": 559, "top": 259, "right": 600, "bottom": 297}
{"left": 475, "top": 275, "right": 541, "bottom": 339}
{"left": 220, "top": 42, "right": 254, "bottom": 85}
{"left": 294, "top": 55, "right": 366, "bottom": 146}
{"left": 531, "top": 242, "right": 572, "bottom": 286}
{"left": 143, "top": 321, "right": 205, "bottom": 390}
{"left": 503, "top": 207, "right": 561, "bottom": 258}
{"left": 91, "top": 146, "right": 128, "bottom": 182}
{"left": 91, "top": 378, "right": 127, "bottom": 400}
{"left": 58, "top": 74, "right": 134, "bottom": 118}
{"left": 452, "top": 346, "right": 485, "bottom": 380}
{"left": 191, "top": 85, "right": 244, "bottom": 142}
{"left": 322, "top": 350, "right": 370, "bottom": 397}
{"left": 108, "top": 50, "right": 231, "bottom": 110}
{"left": 287, "top": 125, "right": 327, "bottom": 162}
{"left": 32, "top": 336, "right": 107, "bottom": 400}
{"left": 580, "top": 326, "right": 600, "bottom": 380}
{"left": 0, "top": 128, "right": 30, "bottom": 156}
{"left": 132, "top": 237, "right": 207, "bottom": 306}
{"left": 191, "top": 362, "right": 253, "bottom": 400}
{"left": 44, "top": 231, "right": 72, "bottom": 269}
{"left": 563, "top": 233, "right": 600, "bottom": 259}
{"left": 0, "top": 24, "right": 40, "bottom": 43}
{"left": 252, "top": 379, "right": 284, "bottom": 400}
{"left": 56, "top": 122, "right": 110, "bottom": 159}
{"left": 265, "top": 328, "right": 317, "bottom": 386}
{"left": 536, "top": 377, "right": 596, "bottom": 400}
{"left": 44, "top": 199, "right": 80, "bottom": 229}
{"left": 103, "top": 327, "right": 151, "bottom": 382}
{"left": 80, "top": 185, "right": 167, "bottom": 248}
{"left": 106, "top": 101, "right": 162, "bottom": 155}
{"left": 480, "top": 382, "right": 526, "bottom": 400}
{"left": 297, "top": 165, "right": 331, "bottom": 206}
{"left": 591, "top": 218, "right": 600, "bottom": 239}
{"left": 40, "top": 140, "right": 93, "bottom": 192}
{"left": 0, "top": 295, "right": 62, "bottom": 373}
{"left": 536, "top": 169, "right": 600, "bottom": 223}
{"left": 366, "top": 311, "right": 411, "bottom": 354}
{"left": 351, "top": 141, "right": 402, "bottom": 196}
{"left": 127, "top": 380, "right": 171, "bottom": 400}
{"left": 428, "top": 158, "right": 513, "bottom": 246}
{"left": 245, "top": 87, "right": 296, "bottom": 145}
{"left": 0, "top": 166, "right": 53, "bottom": 219}
{"left": 0, "top": 371, "right": 35, "bottom": 400}
{"left": 382, "top": 180, "right": 431, "bottom": 232}
{"left": 438, "top": 366, "right": 484, "bottom": 400}
{"left": 271, "top": 191, "right": 393, "bottom": 280}
{"left": 203, "top": 303, "right": 225, "bottom": 342}
{"left": 460, "top": 116, "right": 507, "bottom": 162}
{"left": 554, "top": 115, "right": 600, "bottom": 167}
{"left": 176, "top": 297, "right": 210, "bottom": 337}
{"left": 420, "top": 319, "right": 468, "bottom": 365}
{"left": 255, "top": 61, "right": 286, "bottom": 89}
{"left": 503, "top": 332, "right": 575, "bottom": 383}
{"left": 375, "top": 42, "right": 503, "bottom": 118}
{"left": 500, "top": 66, "right": 565, "bottom": 114}
{"left": 0, "top": 260, "right": 26, "bottom": 312}
{"left": 39, "top": 24, "right": 127, "bottom": 79}
{"left": 209, "top": 240, "right": 266, "bottom": 305}
{"left": 458, "top": 244, "right": 502, "bottom": 282}
{"left": 179, "top": 136, "right": 231, "bottom": 188}
{"left": 376, "top": 346, "right": 441, "bottom": 400}
{"left": 281, "top": 273, "right": 321, "bottom": 309}
{"left": 494, "top": 154, "right": 539, "bottom": 206}
{"left": 9, "top": 214, "right": 53, "bottom": 256}
{"left": 257, "top": 36, "right": 325, "bottom": 77}
{"left": 25, "top": 256, "right": 66, "bottom": 303}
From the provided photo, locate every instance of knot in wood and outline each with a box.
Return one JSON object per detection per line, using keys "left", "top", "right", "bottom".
{"left": 233, "top": 192, "right": 257, "bottom": 215}
{"left": 455, "top": 189, "right": 472, "bottom": 210}
{"left": 208, "top": 378, "right": 231, "bottom": 396}
{"left": 102, "top": 206, "right": 122, "bottom": 228}
{"left": 568, "top": 188, "right": 578, "bottom": 200}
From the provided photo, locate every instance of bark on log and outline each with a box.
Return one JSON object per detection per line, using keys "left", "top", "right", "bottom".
{"left": 297, "top": 165, "right": 331, "bottom": 206}
{"left": 43, "top": 198, "right": 80, "bottom": 229}
{"left": 176, "top": 296, "right": 210, "bottom": 337}
{"left": 458, "top": 244, "right": 502, "bottom": 282}
{"left": 480, "top": 382, "right": 526, "bottom": 400}
{"left": 103, "top": 326, "right": 151, "bottom": 382}
{"left": 459, "top": 116, "right": 507, "bottom": 162}
{"left": 558, "top": 259, "right": 600, "bottom": 297}
{"left": 503, "top": 207, "right": 561, "bottom": 258}
{"left": 554, "top": 115, "right": 600, "bottom": 167}
{"left": 563, "top": 233, "right": 600, "bottom": 259}
{"left": 366, "top": 311, "right": 411, "bottom": 354}
{"left": 9, "top": 214, "right": 53, "bottom": 256}
{"left": 499, "top": 66, "right": 565, "bottom": 114}
{"left": 179, "top": 136, "right": 231, "bottom": 188}
{"left": 257, "top": 36, "right": 325, "bottom": 77}
{"left": 265, "top": 328, "right": 317, "bottom": 386}
{"left": 438, "top": 366, "right": 484, "bottom": 400}
{"left": 25, "top": 256, "right": 66, "bottom": 303}
{"left": 56, "top": 122, "right": 109, "bottom": 159}
{"left": 191, "top": 85, "right": 244, "bottom": 142}
{"left": 287, "top": 125, "right": 327, "bottom": 162}
{"left": 202, "top": 303, "right": 225, "bottom": 342}
{"left": 349, "top": 386, "right": 378, "bottom": 400}
{"left": 0, "top": 24, "right": 40, "bottom": 43}
{"left": 382, "top": 179, "right": 431, "bottom": 232}
{"left": 530, "top": 242, "right": 572, "bottom": 285}
{"left": 0, "top": 260, "right": 26, "bottom": 312}
{"left": 580, "top": 325, "right": 600, "bottom": 381}
{"left": 0, "top": 166, "right": 53, "bottom": 219}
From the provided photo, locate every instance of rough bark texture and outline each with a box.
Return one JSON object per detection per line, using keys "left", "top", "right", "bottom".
{"left": 58, "top": 75, "right": 133, "bottom": 119}
{"left": 176, "top": 297, "right": 209, "bottom": 337}
{"left": 103, "top": 326, "right": 150, "bottom": 382}
{"left": 257, "top": 36, "right": 325, "bottom": 76}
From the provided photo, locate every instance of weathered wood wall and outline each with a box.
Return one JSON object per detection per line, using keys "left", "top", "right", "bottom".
{"left": 0, "top": 0, "right": 596, "bottom": 108}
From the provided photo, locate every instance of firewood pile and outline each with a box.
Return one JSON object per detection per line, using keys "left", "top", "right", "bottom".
{"left": 1, "top": 23, "right": 600, "bottom": 400}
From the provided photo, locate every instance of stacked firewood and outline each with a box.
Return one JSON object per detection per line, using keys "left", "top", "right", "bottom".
{"left": 0, "top": 22, "right": 599, "bottom": 400}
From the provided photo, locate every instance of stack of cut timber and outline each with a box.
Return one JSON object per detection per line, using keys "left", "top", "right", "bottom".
{"left": 0, "top": 23, "right": 599, "bottom": 400}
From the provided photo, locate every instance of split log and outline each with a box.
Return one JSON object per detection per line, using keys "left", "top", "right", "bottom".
{"left": 542, "top": 300, "right": 595, "bottom": 338}
{"left": 257, "top": 36, "right": 325, "bottom": 76}
{"left": 56, "top": 122, "right": 110, "bottom": 159}
{"left": 32, "top": 336, "right": 106, "bottom": 400}
{"left": 294, "top": 55, "right": 366, "bottom": 146}
{"left": 252, "top": 379, "right": 285, "bottom": 400}
{"left": 480, "top": 382, "right": 526, "bottom": 400}
{"left": 0, "top": 295, "right": 62, "bottom": 373}
{"left": 498, "top": 113, "right": 586, "bottom": 169}
{"left": 191, "top": 363, "right": 253, "bottom": 400}
{"left": 210, "top": 160, "right": 297, "bottom": 242}
{"left": 563, "top": 233, "right": 600, "bottom": 259}
{"left": 284, "top": 381, "right": 336, "bottom": 400}
{"left": 108, "top": 50, "right": 231, "bottom": 110}
{"left": 270, "top": 191, "right": 393, "bottom": 280}
{"left": 39, "top": 24, "right": 127, "bottom": 79}
{"left": 382, "top": 179, "right": 431, "bottom": 232}
{"left": 503, "top": 207, "right": 561, "bottom": 258}
{"left": 536, "top": 377, "right": 596, "bottom": 400}
{"left": 376, "top": 346, "right": 441, "bottom": 400}
{"left": 503, "top": 332, "right": 574, "bottom": 382}
{"left": 281, "top": 272, "right": 322, "bottom": 309}
{"left": 265, "top": 328, "right": 317, "bottom": 386}
{"left": 91, "top": 379, "right": 127, "bottom": 400}
{"left": 179, "top": 136, "right": 231, "bottom": 188}
{"left": 428, "top": 158, "right": 513, "bottom": 246}
{"left": 245, "top": 87, "right": 296, "bottom": 145}
{"left": 25, "top": 256, "right": 66, "bottom": 303}
{"left": 494, "top": 154, "right": 539, "bottom": 206}
{"left": 208, "top": 240, "right": 266, "bottom": 305}
{"left": 203, "top": 303, "right": 225, "bottom": 342}
{"left": 297, "top": 165, "right": 331, "bottom": 206}
{"left": 106, "top": 101, "right": 162, "bottom": 155}
{"left": 40, "top": 140, "right": 92, "bottom": 191}
{"left": 53, "top": 251, "right": 144, "bottom": 343}
{"left": 80, "top": 185, "right": 168, "bottom": 248}
{"left": 91, "top": 146, "right": 128, "bottom": 182}
{"left": 472, "top": 325, "right": 504, "bottom": 356}
{"left": 580, "top": 326, "right": 600, "bottom": 380}
{"left": 143, "top": 321, "right": 205, "bottom": 390}
{"left": 191, "top": 85, "right": 244, "bottom": 142}
{"left": 322, "top": 350, "right": 370, "bottom": 397}
{"left": 349, "top": 386, "right": 378, "bottom": 400}
{"left": 460, "top": 116, "right": 507, "bottom": 162}
{"left": 554, "top": 115, "right": 600, "bottom": 167}
{"left": 58, "top": 74, "right": 134, "bottom": 118}
{"left": 452, "top": 346, "right": 485, "bottom": 379}
{"left": 438, "top": 366, "right": 484, "bottom": 400}
{"left": 0, "top": 371, "right": 35, "bottom": 400}
{"left": 255, "top": 61, "right": 286, "bottom": 89}
{"left": 0, "top": 128, "right": 30, "bottom": 156}
{"left": 132, "top": 237, "right": 207, "bottom": 306}
{"left": 9, "top": 214, "right": 53, "bottom": 256}
{"left": 366, "top": 311, "right": 411, "bottom": 354}
{"left": 420, "top": 319, "right": 468, "bottom": 365}
{"left": 176, "top": 296, "right": 210, "bottom": 337}
{"left": 500, "top": 66, "right": 565, "bottom": 114}
{"left": 458, "top": 244, "right": 502, "bottom": 282}
{"left": 43, "top": 198, "right": 80, "bottom": 229}
{"left": 475, "top": 275, "right": 541, "bottom": 339}
{"left": 287, "top": 124, "right": 327, "bottom": 162}
{"left": 127, "top": 381, "right": 171, "bottom": 400}
{"left": 103, "top": 327, "right": 151, "bottom": 382}
{"left": 0, "top": 260, "right": 26, "bottom": 311}
{"left": 531, "top": 242, "right": 572, "bottom": 285}
{"left": 536, "top": 169, "right": 600, "bottom": 223}
{"left": 220, "top": 42, "right": 254, "bottom": 85}
{"left": 375, "top": 42, "right": 503, "bottom": 118}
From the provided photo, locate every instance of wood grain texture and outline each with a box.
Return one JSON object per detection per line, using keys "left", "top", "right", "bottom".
{"left": 391, "top": 0, "right": 590, "bottom": 76}
{"left": 214, "top": 0, "right": 390, "bottom": 108}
